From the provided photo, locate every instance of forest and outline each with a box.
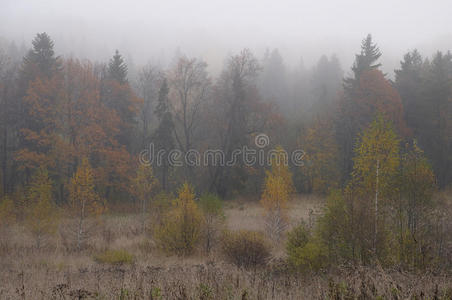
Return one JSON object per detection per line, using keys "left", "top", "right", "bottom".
{"left": 0, "top": 29, "right": 452, "bottom": 299}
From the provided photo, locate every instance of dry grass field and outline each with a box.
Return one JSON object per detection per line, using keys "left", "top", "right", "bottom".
{"left": 0, "top": 195, "right": 451, "bottom": 299}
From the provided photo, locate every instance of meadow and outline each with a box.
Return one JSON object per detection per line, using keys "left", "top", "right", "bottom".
{"left": 1, "top": 195, "right": 451, "bottom": 299}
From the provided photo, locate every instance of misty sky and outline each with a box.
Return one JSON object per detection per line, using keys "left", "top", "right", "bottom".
{"left": 1, "top": 0, "right": 452, "bottom": 76}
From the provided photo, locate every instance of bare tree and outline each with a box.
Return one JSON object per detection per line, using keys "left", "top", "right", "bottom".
{"left": 168, "top": 56, "right": 210, "bottom": 178}
{"left": 136, "top": 64, "right": 162, "bottom": 147}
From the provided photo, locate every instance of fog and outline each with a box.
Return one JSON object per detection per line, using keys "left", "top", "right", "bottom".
{"left": 2, "top": 0, "right": 452, "bottom": 76}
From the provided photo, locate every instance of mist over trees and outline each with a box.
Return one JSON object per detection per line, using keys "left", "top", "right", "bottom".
{"left": 0, "top": 30, "right": 452, "bottom": 272}
{"left": 1, "top": 31, "right": 451, "bottom": 199}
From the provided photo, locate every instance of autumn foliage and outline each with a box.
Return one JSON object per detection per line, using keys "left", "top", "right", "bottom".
{"left": 155, "top": 182, "right": 202, "bottom": 255}
{"left": 260, "top": 146, "right": 293, "bottom": 241}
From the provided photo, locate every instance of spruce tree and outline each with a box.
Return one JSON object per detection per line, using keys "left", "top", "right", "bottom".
{"left": 337, "top": 34, "right": 384, "bottom": 185}
{"left": 107, "top": 50, "right": 128, "bottom": 84}
{"left": 421, "top": 52, "right": 452, "bottom": 188}
{"left": 395, "top": 50, "right": 424, "bottom": 136}
{"left": 153, "top": 78, "right": 174, "bottom": 190}
{"left": 103, "top": 50, "right": 136, "bottom": 148}
{"left": 22, "top": 32, "right": 61, "bottom": 79}
{"left": 344, "top": 34, "right": 382, "bottom": 90}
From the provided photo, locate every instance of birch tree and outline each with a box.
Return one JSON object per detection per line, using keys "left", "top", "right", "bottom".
{"left": 69, "top": 158, "right": 104, "bottom": 250}
{"left": 352, "top": 114, "right": 399, "bottom": 254}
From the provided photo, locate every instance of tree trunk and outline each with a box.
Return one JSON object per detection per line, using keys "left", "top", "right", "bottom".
{"left": 77, "top": 201, "right": 85, "bottom": 251}
{"left": 374, "top": 159, "right": 379, "bottom": 255}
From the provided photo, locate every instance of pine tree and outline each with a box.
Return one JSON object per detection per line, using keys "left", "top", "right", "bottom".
{"left": 153, "top": 78, "right": 174, "bottom": 190}
{"left": 395, "top": 49, "right": 424, "bottom": 136}
{"left": 103, "top": 50, "right": 138, "bottom": 148}
{"left": 419, "top": 52, "right": 452, "bottom": 188}
{"left": 16, "top": 33, "right": 63, "bottom": 185}
{"left": 107, "top": 50, "right": 128, "bottom": 84}
{"left": 344, "top": 34, "right": 382, "bottom": 90}
{"left": 337, "top": 35, "right": 405, "bottom": 186}
{"left": 21, "top": 32, "right": 61, "bottom": 80}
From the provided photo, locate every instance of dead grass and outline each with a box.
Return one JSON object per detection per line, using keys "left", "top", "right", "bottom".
{"left": 225, "top": 194, "right": 324, "bottom": 232}
{"left": 0, "top": 194, "right": 451, "bottom": 299}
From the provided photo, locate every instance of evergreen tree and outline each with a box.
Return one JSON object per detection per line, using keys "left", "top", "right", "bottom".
{"left": 153, "top": 78, "right": 174, "bottom": 191}
{"left": 21, "top": 32, "right": 61, "bottom": 80}
{"left": 344, "top": 34, "right": 382, "bottom": 91}
{"left": 107, "top": 50, "right": 128, "bottom": 84}
{"left": 395, "top": 50, "right": 424, "bottom": 136}
{"left": 103, "top": 50, "right": 138, "bottom": 148}
{"left": 420, "top": 52, "right": 452, "bottom": 188}
{"left": 310, "top": 54, "right": 343, "bottom": 115}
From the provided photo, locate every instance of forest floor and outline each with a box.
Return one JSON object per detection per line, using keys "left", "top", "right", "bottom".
{"left": 0, "top": 194, "right": 451, "bottom": 299}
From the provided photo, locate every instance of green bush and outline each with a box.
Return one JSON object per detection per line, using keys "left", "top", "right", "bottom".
{"left": 317, "top": 190, "right": 353, "bottom": 264}
{"left": 286, "top": 222, "right": 328, "bottom": 271}
{"left": 286, "top": 222, "right": 310, "bottom": 259}
{"left": 221, "top": 230, "right": 271, "bottom": 269}
{"left": 94, "top": 249, "right": 134, "bottom": 265}
{"left": 287, "top": 238, "right": 328, "bottom": 271}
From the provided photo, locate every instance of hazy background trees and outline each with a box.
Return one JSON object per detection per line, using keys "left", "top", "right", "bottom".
{"left": 0, "top": 31, "right": 451, "bottom": 267}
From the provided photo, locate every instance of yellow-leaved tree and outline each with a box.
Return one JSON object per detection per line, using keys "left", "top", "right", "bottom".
{"left": 352, "top": 114, "right": 399, "bottom": 256}
{"left": 261, "top": 145, "right": 294, "bottom": 241}
{"left": 68, "top": 158, "right": 104, "bottom": 250}
{"left": 132, "top": 164, "right": 159, "bottom": 232}
{"left": 155, "top": 182, "right": 202, "bottom": 255}
{"left": 25, "top": 168, "right": 59, "bottom": 248}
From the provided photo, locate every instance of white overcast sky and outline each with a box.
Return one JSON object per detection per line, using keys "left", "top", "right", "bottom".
{"left": 1, "top": 0, "right": 451, "bottom": 75}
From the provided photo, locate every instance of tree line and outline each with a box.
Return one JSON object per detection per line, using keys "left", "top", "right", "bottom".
{"left": 0, "top": 32, "right": 451, "bottom": 267}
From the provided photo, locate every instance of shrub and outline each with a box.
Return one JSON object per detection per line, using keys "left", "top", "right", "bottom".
{"left": 287, "top": 239, "right": 328, "bottom": 271}
{"left": 25, "top": 168, "right": 60, "bottom": 248}
{"left": 286, "top": 222, "right": 310, "bottom": 259}
{"left": 93, "top": 249, "right": 134, "bottom": 265}
{"left": 154, "top": 183, "right": 202, "bottom": 255}
{"left": 316, "top": 190, "right": 353, "bottom": 264}
{"left": 221, "top": 230, "right": 271, "bottom": 268}
{"left": 286, "top": 222, "right": 328, "bottom": 271}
